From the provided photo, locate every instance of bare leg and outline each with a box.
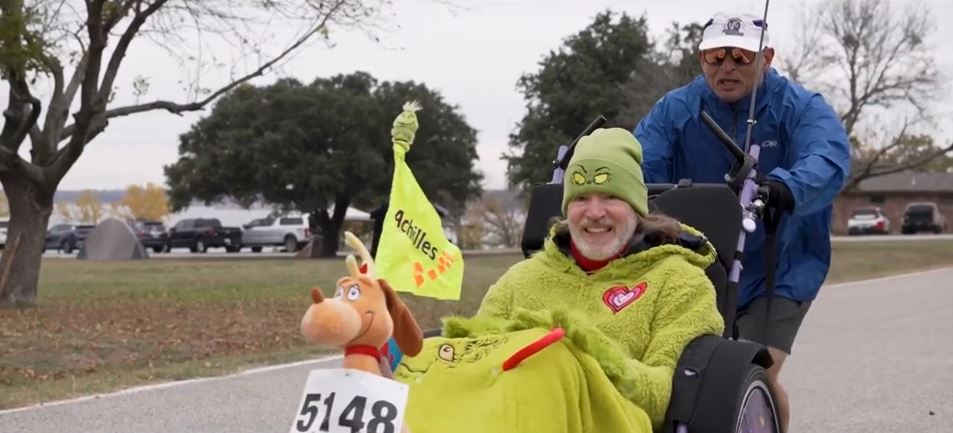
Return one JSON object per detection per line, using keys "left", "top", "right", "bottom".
{"left": 765, "top": 346, "right": 790, "bottom": 433}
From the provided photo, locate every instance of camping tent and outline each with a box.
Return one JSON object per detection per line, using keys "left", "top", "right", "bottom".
{"left": 78, "top": 218, "right": 148, "bottom": 261}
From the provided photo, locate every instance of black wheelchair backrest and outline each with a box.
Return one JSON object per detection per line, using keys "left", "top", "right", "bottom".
{"left": 521, "top": 181, "right": 741, "bottom": 264}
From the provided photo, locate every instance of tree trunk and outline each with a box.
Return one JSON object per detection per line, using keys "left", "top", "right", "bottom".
{"left": 309, "top": 196, "right": 350, "bottom": 258}
{"left": 317, "top": 218, "right": 341, "bottom": 258}
{"left": 0, "top": 176, "right": 54, "bottom": 307}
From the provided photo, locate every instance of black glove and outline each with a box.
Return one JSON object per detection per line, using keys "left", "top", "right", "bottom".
{"left": 761, "top": 180, "right": 795, "bottom": 212}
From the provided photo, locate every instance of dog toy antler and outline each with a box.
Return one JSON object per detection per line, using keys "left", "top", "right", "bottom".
{"left": 344, "top": 231, "right": 375, "bottom": 279}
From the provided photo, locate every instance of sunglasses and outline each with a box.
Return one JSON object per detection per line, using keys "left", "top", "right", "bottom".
{"left": 701, "top": 47, "right": 758, "bottom": 66}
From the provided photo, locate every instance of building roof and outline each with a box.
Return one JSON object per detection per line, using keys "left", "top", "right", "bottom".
{"left": 852, "top": 170, "right": 953, "bottom": 193}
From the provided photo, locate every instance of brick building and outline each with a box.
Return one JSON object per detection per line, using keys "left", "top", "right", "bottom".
{"left": 832, "top": 171, "right": 953, "bottom": 235}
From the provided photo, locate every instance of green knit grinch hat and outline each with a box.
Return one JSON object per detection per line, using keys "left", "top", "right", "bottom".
{"left": 561, "top": 128, "right": 648, "bottom": 216}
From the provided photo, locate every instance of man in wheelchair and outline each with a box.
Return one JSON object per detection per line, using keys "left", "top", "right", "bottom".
{"left": 393, "top": 128, "right": 726, "bottom": 433}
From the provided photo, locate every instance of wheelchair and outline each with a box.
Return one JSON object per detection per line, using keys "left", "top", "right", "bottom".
{"left": 518, "top": 179, "right": 780, "bottom": 433}
{"left": 401, "top": 112, "right": 782, "bottom": 432}
{"left": 408, "top": 180, "right": 781, "bottom": 433}
{"left": 510, "top": 111, "right": 782, "bottom": 432}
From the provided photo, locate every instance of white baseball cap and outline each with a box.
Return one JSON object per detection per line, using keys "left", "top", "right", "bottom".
{"left": 698, "top": 13, "right": 769, "bottom": 52}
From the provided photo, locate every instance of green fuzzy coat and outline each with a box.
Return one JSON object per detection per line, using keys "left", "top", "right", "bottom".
{"left": 395, "top": 223, "right": 724, "bottom": 433}
{"left": 477, "top": 223, "right": 725, "bottom": 429}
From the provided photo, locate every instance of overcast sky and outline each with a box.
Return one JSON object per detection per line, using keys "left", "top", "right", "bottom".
{"left": 12, "top": 0, "right": 952, "bottom": 193}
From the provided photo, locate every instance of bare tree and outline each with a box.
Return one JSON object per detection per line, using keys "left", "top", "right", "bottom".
{"left": 0, "top": 0, "right": 392, "bottom": 306}
{"left": 474, "top": 191, "right": 524, "bottom": 248}
{"left": 779, "top": 0, "right": 951, "bottom": 190}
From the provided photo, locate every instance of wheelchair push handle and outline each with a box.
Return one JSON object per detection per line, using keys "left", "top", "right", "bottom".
{"left": 553, "top": 115, "right": 608, "bottom": 173}
{"left": 699, "top": 111, "right": 758, "bottom": 192}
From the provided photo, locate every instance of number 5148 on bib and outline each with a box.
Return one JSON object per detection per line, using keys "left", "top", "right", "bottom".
{"left": 290, "top": 369, "right": 409, "bottom": 433}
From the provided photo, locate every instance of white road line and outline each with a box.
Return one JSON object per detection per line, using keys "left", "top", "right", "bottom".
{"left": 0, "top": 354, "right": 342, "bottom": 415}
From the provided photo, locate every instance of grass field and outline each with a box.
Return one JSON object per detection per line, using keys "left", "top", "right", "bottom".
{"left": 2, "top": 239, "right": 952, "bottom": 409}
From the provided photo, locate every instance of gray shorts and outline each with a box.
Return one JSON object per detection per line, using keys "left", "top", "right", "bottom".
{"left": 735, "top": 296, "right": 812, "bottom": 354}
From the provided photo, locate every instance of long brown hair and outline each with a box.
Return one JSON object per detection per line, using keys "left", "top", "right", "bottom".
{"left": 634, "top": 212, "right": 683, "bottom": 245}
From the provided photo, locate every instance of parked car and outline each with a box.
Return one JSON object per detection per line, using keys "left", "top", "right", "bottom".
{"left": 167, "top": 218, "right": 242, "bottom": 253}
{"left": 847, "top": 207, "right": 890, "bottom": 235}
{"left": 131, "top": 219, "right": 169, "bottom": 253}
{"left": 901, "top": 202, "right": 946, "bottom": 234}
{"left": 0, "top": 219, "right": 7, "bottom": 249}
{"left": 240, "top": 214, "right": 312, "bottom": 252}
{"left": 45, "top": 223, "right": 96, "bottom": 253}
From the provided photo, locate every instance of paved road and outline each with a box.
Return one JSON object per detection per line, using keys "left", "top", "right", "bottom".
{"left": 785, "top": 267, "right": 953, "bottom": 433}
{"left": 2, "top": 268, "right": 951, "bottom": 433}
{"left": 0, "top": 359, "right": 341, "bottom": 433}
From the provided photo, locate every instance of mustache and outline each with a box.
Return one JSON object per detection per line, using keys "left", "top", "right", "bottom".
{"left": 580, "top": 218, "right": 616, "bottom": 229}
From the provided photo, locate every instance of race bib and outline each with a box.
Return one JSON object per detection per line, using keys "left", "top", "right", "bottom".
{"left": 289, "top": 369, "right": 409, "bottom": 433}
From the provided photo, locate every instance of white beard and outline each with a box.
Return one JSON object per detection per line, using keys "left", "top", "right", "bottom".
{"left": 569, "top": 214, "right": 638, "bottom": 261}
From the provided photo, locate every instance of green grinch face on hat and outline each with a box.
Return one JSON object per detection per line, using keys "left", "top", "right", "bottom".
{"left": 571, "top": 165, "right": 612, "bottom": 186}
{"left": 560, "top": 128, "right": 649, "bottom": 216}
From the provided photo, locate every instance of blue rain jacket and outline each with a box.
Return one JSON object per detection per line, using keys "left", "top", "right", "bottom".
{"left": 634, "top": 68, "right": 851, "bottom": 307}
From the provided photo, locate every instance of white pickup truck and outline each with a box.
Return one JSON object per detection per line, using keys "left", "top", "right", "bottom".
{"left": 240, "top": 214, "right": 313, "bottom": 252}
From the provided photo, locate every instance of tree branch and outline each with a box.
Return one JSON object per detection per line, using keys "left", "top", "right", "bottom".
{"left": 63, "top": 53, "right": 88, "bottom": 109}
{"left": 102, "top": 0, "right": 139, "bottom": 32}
{"left": 848, "top": 142, "right": 953, "bottom": 189}
{"left": 97, "top": 0, "right": 168, "bottom": 107}
{"left": 0, "top": 77, "right": 42, "bottom": 156}
{"left": 847, "top": 142, "right": 953, "bottom": 191}
{"left": 29, "top": 124, "right": 41, "bottom": 146}
{"left": 62, "top": 1, "right": 345, "bottom": 140}
{"left": 41, "top": 53, "right": 89, "bottom": 161}
{"left": 0, "top": 145, "right": 46, "bottom": 184}
{"left": 52, "top": 119, "right": 109, "bottom": 164}
{"left": 865, "top": 119, "right": 910, "bottom": 169}
{"left": 10, "top": 91, "right": 41, "bottom": 155}
{"left": 44, "top": 0, "right": 109, "bottom": 181}
{"left": 32, "top": 53, "right": 66, "bottom": 164}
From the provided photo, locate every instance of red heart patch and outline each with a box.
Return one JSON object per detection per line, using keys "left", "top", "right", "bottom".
{"left": 602, "top": 282, "right": 647, "bottom": 314}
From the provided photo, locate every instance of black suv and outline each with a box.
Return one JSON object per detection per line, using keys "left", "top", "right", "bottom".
{"left": 901, "top": 202, "right": 946, "bottom": 234}
{"left": 45, "top": 223, "right": 96, "bottom": 253}
{"left": 132, "top": 219, "right": 170, "bottom": 253}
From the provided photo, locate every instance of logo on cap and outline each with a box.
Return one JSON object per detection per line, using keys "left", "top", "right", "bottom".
{"left": 723, "top": 18, "right": 744, "bottom": 36}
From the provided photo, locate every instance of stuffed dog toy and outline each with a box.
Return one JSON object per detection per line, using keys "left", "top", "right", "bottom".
{"left": 300, "top": 231, "right": 424, "bottom": 376}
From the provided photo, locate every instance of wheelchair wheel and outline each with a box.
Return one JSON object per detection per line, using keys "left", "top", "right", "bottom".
{"left": 734, "top": 367, "right": 780, "bottom": 433}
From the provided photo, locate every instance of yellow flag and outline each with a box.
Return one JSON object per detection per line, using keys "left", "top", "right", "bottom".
{"left": 375, "top": 102, "right": 464, "bottom": 300}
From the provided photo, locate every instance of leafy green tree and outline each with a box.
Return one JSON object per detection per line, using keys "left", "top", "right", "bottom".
{"left": 164, "top": 73, "right": 482, "bottom": 256}
{"left": 655, "top": 21, "right": 706, "bottom": 86}
{"left": 504, "top": 11, "right": 704, "bottom": 189}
